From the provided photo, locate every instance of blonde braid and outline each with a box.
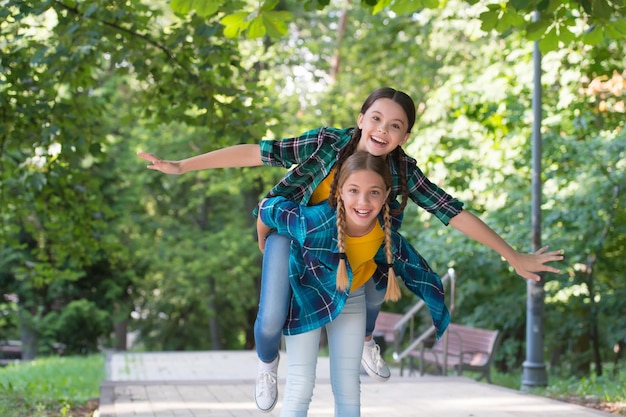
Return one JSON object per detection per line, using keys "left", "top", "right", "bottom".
{"left": 383, "top": 202, "right": 401, "bottom": 301}
{"left": 335, "top": 197, "right": 349, "bottom": 292}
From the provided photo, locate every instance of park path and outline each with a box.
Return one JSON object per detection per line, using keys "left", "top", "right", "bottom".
{"left": 98, "top": 350, "right": 612, "bottom": 417}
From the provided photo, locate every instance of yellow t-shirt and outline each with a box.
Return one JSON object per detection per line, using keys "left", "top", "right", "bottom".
{"left": 345, "top": 223, "right": 384, "bottom": 291}
{"left": 309, "top": 168, "right": 335, "bottom": 205}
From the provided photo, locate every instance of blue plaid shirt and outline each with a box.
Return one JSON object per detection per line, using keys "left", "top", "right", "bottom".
{"left": 258, "top": 126, "right": 464, "bottom": 223}
{"left": 259, "top": 196, "right": 450, "bottom": 338}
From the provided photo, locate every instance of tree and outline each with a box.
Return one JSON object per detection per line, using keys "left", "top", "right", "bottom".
{"left": 171, "top": 0, "right": 626, "bottom": 52}
{"left": 0, "top": 0, "right": 275, "bottom": 354}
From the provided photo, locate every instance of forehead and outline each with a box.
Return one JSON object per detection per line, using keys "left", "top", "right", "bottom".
{"left": 364, "top": 98, "right": 408, "bottom": 123}
{"left": 342, "top": 169, "right": 386, "bottom": 187}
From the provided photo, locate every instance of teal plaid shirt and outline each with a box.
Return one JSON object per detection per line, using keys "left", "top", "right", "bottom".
{"left": 258, "top": 126, "right": 464, "bottom": 223}
{"left": 259, "top": 196, "right": 450, "bottom": 338}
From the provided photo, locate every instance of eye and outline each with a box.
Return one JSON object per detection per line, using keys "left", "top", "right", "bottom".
{"left": 348, "top": 187, "right": 358, "bottom": 194}
{"left": 372, "top": 115, "right": 380, "bottom": 121}
{"left": 391, "top": 123, "right": 401, "bottom": 130}
{"left": 370, "top": 190, "right": 381, "bottom": 196}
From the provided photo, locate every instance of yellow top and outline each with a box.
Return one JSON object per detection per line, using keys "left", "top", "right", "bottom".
{"left": 309, "top": 168, "right": 335, "bottom": 205}
{"left": 345, "top": 223, "right": 384, "bottom": 290}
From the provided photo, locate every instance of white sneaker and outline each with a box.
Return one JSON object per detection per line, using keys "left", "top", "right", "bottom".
{"left": 254, "top": 356, "right": 279, "bottom": 412}
{"left": 361, "top": 342, "right": 391, "bottom": 382}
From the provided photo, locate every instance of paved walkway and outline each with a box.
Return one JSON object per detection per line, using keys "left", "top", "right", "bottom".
{"left": 98, "top": 350, "right": 612, "bottom": 417}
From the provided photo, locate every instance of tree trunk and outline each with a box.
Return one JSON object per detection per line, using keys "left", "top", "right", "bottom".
{"left": 18, "top": 308, "right": 38, "bottom": 360}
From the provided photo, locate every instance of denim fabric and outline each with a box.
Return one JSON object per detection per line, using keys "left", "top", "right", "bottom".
{"left": 281, "top": 287, "right": 366, "bottom": 417}
{"left": 254, "top": 232, "right": 291, "bottom": 363}
{"left": 363, "top": 278, "right": 385, "bottom": 337}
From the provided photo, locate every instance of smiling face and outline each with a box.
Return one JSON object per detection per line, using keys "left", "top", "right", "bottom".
{"left": 355, "top": 98, "right": 411, "bottom": 156}
{"left": 339, "top": 169, "right": 390, "bottom": 237}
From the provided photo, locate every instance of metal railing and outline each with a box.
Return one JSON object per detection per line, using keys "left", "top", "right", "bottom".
{"left": 390, "top": 268, "right": 456, "bottom": 375}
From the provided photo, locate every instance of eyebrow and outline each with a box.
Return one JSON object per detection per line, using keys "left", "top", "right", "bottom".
{"left": 371, "top": 110, "right": 406, "bottom": 126}
{"left": 346, "top": 182, "right": 385, "bottom": 190}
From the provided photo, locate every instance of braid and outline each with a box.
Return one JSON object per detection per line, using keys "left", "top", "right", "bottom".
{"left": 335, "top": 197, "right": 349, "bottom": 292}
{"left": 391, "top": 148, "right": 409, "bottom": 217}
{"left": 329, "top": 130, "right": 361, "bottom": 210}
{"left": 383, "top": 202, "right": 401, "bottom": 301}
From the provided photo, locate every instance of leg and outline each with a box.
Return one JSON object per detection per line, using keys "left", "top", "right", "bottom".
{"left": 255, "top": 232, "right": 292, "bottom": 362}
{"left": 254, "top": 232, "right": 291, "bottom": 412}
{"left": 326, "top": 287, "right": 366, "bottom": 417}
{"left": 280, "top": 329, "right": 321, "bottom": 417}
{"left": 361, "top": 278, "right": 390, "bottom": 382}
{"left": 364, "top": 278, "right": 385, "bottom": 339}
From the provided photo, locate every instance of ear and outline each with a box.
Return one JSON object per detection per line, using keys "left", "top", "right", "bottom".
{"left": 400, "top": 132, "right": 410, "bottom": 146}
{"left": 357, "top": 113, "right": 364, "bottom": 129}
{"left": 385, "top": 189, "right": 391, "bottom": 200}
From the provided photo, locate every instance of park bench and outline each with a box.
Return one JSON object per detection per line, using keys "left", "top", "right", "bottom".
{"left": 0, "top": 340, "right": 22, "bottom": 366}
{"left": 408, "top": 323, "right": 502, "bottom": 383}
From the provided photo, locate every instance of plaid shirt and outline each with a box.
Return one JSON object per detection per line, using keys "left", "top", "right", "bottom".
{"left": 259, "top": 196, "right": 450, "bottom": 338}
{"left": 258, "top": 126, "right": 464, "bottom": 223}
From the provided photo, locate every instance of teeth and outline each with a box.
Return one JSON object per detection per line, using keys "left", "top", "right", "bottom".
{"left": 356, "top": 210, "right": 369, "bottom": 215}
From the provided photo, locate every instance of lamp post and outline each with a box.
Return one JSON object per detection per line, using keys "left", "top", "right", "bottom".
{"left": 521, "top": 13, "right": 548, "bottom": 389}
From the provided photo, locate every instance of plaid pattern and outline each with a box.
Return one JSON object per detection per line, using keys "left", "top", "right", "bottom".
{"left": 258, "top": 126, "right": 464, "bottom": 223}
{"left": 259, "top": 196, "right": 450, "bottom": 338}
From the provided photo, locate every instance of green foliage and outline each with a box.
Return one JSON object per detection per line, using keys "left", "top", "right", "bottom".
{"left": 42, "top": 300, "right": 110, "bottom": 355}
{"left": 0, "top": 354, "right": 104, "bottom": 417}
{"left": 174, "top": 0, "right": 626, "bottom": 51}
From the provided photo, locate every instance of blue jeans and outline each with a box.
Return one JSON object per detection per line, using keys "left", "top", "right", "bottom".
{"left": 281, "top": 287, "right": 366, "bottom": 417}
{"left": 363, "top": 277, "right": 385, "bottom": 338}
{"left": 254, "top": 233, "right": 292, "bottom": 363}
{"left": 254, "top": 233, "right": 386, "bottom": 363}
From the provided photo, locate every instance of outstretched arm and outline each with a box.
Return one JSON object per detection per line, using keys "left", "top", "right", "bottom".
{"left": 449, "top": 210, "right": 564, "bottom": 281}
{"left": 137, "top": 144, "right": 263, "bottom": 174}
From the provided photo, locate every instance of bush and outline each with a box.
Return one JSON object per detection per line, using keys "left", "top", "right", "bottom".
{"left": 45, "top": 300, "right": 110, "bottom": 355}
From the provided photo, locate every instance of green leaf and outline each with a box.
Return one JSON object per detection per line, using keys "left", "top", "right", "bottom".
{"left": 170, "top": 0, "right": 193, "bottom": 14}
{"left": 372, "top": 0, "right": 393, "bottom": 14}
{"left": 592, "top": 0, "right": 613, "bottom": 20}
{"left": 262, "top": 11, "right": 290, "bottom": 38}
{"left": 195, "top": 0, "right": 222, "bottom": 17}
{"left": 220, "top": 12, "right": 250, "bottom": 38}
{"left": 605, "top": 18, "right": 626, "bottom": 36}
{"left": 526, "top": 19, "right": 550, "bottom": 41}
{"left": 479, "top": 9, "right": 500, "bottom": 32}
{"left": 247, "top": 16, "right": 266, "bottom": 38}
{"left": 538, "top": 26, "right": 559, "bottom": 53}
{"left": 581, "top": 25, "right": 604, "bottom": 45}
{"left": 261, "top": 0, "right": 280, "bottom": 12}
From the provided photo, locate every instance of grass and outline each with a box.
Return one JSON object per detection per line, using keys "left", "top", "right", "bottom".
{"left": 490, "top": 369, "right": 626, "bottom": 415}
{"left": 0, "top": 354, "right": 104, "bottom": 417}
{"left": 386, "top": 353, "right": 626, "bottom": 415}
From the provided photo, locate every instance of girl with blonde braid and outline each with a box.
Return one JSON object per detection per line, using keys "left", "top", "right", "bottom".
{"left": 258, "top": 151, "right": 445, "bottom": 417}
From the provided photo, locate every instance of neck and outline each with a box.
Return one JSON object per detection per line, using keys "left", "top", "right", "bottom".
{"left": 346, "top": 222, "right": 376, "bottom": 238}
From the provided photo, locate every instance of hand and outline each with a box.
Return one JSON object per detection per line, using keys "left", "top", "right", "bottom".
{"left": 509, "top": 245, "right": 565, "bottom": 281}
{"left": 137, "top": 151, "right": 183, "bottom": 175}
{"left": 256, "top": 211, "right": 272, "bottom": 253}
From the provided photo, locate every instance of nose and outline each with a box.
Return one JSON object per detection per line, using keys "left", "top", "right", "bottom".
{"left": 358, "top": 193, "right": 371, "bottom": 205}
{"left": 377, "top": 123, "right": 389, "bottom": 134}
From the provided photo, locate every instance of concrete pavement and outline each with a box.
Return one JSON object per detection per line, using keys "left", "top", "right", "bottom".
{"left": 98, "top": 350, "right": 613, "bottom": 417}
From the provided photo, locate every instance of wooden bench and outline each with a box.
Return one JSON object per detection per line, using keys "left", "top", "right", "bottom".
{"left": 409, "top": 323, "right": 502, "bottom": 383}
{"left": 0, "top": 340, "right": 22, "bottom": 366}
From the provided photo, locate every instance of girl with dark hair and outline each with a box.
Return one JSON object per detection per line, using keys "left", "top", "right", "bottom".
{"left": 138, "top": 87, "right": 564, "bottom": 413}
